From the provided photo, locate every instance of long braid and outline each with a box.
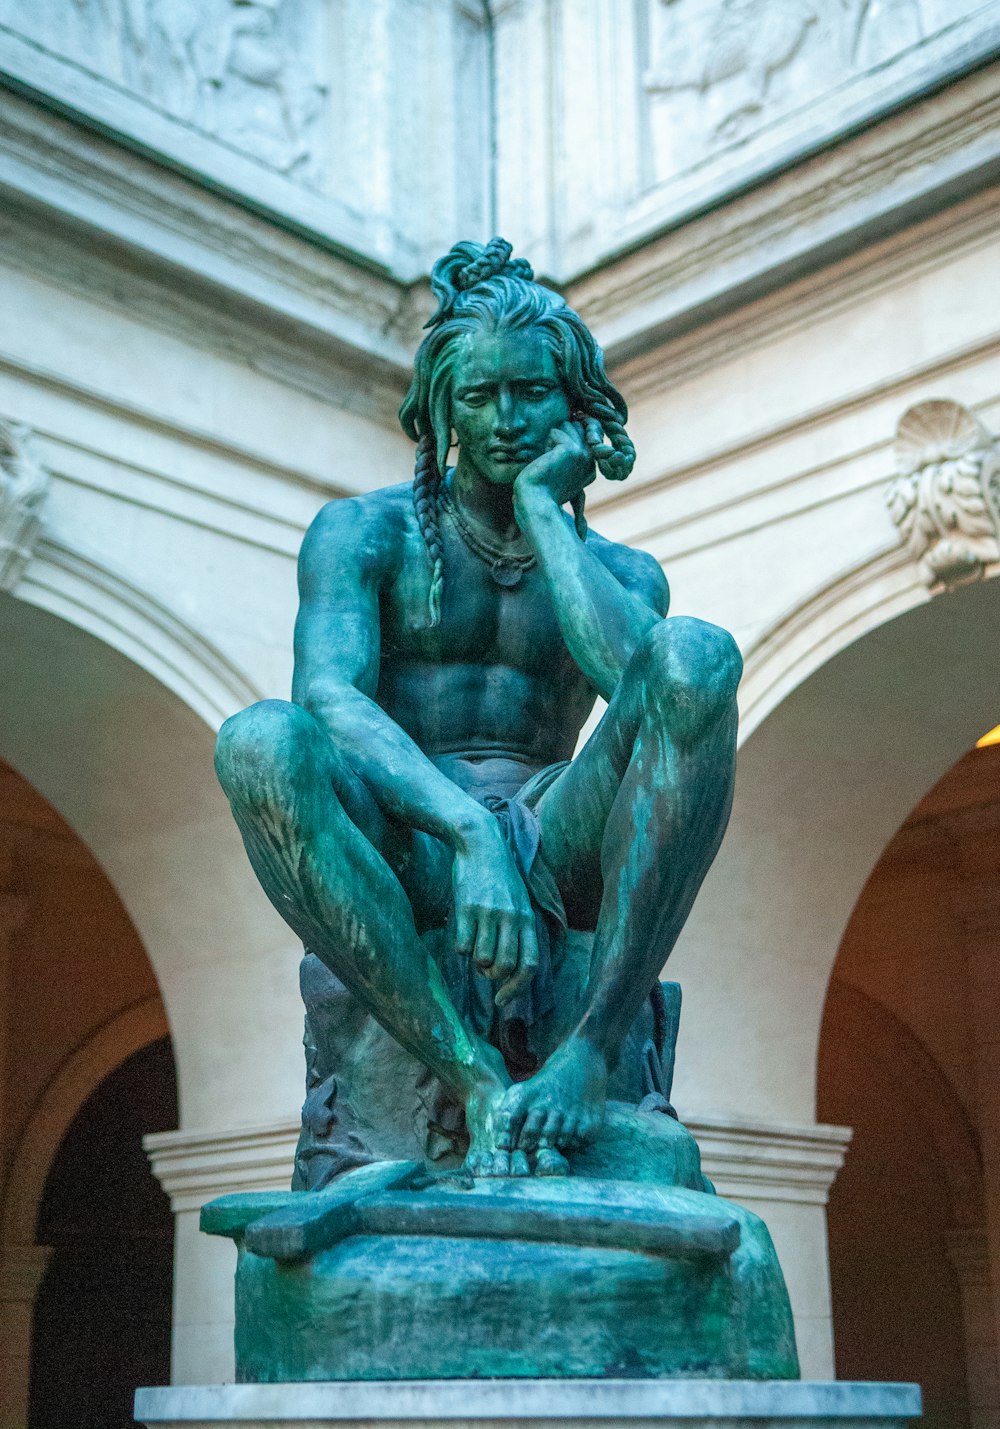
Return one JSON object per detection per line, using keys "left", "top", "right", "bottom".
{"left": 454, "top": 237, "right": 514, "bottom": 291}
{"left": 583, "top": 398, "right": 636, "bottom": 484}
{"left": 413, "top": 435, "right": 445, "bottom": 626}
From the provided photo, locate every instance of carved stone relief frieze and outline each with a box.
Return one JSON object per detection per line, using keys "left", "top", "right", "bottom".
{"left": 885, "top": 400, "right": 1000, "bottom": 593}
{"left": 641, "top": 0, "right": 965, "bottom": 184}
{"left": 0, "top": 421, "right": 50, "bottom": 593}
{"left": 0, "top": 0, "right": 329, "bottom": 184}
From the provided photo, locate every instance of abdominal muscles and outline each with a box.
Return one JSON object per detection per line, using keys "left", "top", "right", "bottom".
{"left": 378, "top": 659, "right": 594, "bottom": 792}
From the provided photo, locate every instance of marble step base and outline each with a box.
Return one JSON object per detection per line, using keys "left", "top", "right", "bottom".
{"left": 134, "top": 1378, "right": 921, "bottom": 1429}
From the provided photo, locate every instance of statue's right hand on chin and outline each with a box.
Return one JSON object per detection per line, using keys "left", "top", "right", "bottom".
{"left": 450, "top": 823, "right": 538, "bottom": 1007}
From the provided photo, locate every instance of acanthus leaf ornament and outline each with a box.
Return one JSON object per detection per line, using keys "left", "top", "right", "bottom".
{"left": 886, "top": 399, "right": 1000, "bottom": 593}
{"left": 0, "top": 421, "right": 51, "bottom": 593}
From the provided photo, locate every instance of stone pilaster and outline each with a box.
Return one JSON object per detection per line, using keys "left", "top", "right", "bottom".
{"left": 947, "top": 1229, "right": 1000, "bottom": 1429}
{"left": 145, "top": 1121, "right": 299, "bottom": 1386}
{"left": 0, "top": 1242, "right": 52, "bottom": 1429}
{"left": 947, "top": 846, "right": 1000, "bottom": 1361}
{"left": 687, "top": 1115, "right": 852, "bottom": 1380}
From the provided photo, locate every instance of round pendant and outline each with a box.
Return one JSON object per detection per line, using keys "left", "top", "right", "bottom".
{"left": 490, "top": 564, "right": 524, "bottom": 588}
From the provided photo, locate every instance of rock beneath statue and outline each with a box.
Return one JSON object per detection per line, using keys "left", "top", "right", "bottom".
{"left": 202, "top": 1102, "right": 798, "bottom": 1383}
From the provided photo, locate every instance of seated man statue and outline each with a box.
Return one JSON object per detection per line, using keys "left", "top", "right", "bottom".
{"left": 215, "top": 237, "right": 741, "bottom": 1180}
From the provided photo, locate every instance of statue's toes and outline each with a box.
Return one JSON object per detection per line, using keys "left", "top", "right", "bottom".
{"left": 489, "top": 1150, "right": 512, "bottom": 1177}
{"left": 535, "top": 1146, "right": 570, "bottom": 1177}
{"left": 542, "top": 1109, "right": 566, "bottom": 1145}
{"left": 517, "top": 1106, "right": 548, "bottom": 1152}
{"left": 509, "top": 1150, "right": 530, "bottom": 1177}
{"left": 464, "top": 1150, "right": 488, "bottom": 1178}
{"left": 497, "top": 1087, "right": 529, "bottom": 1146}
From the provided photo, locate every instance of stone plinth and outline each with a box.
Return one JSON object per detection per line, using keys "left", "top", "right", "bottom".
{"left": 134, "top": 1379, "right": 921, "bottom": 1428}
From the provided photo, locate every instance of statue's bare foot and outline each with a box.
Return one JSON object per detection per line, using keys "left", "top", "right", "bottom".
{"left": 498, "top": 1036, "right": 608, "bottom": 1156}
{"left": 463, "top": 1061, "right": 530, "bottom": 1178}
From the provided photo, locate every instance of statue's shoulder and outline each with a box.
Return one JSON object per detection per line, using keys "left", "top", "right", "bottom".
{"left": 300, "top": 484, "right": 414, "bottom": 577}
{"left": 586, "top": 526, "right": 670, "bottom": 616}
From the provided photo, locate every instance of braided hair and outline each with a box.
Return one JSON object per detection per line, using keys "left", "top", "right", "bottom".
{"left": 399, "top": 238, "right": 635, "bottom": 625}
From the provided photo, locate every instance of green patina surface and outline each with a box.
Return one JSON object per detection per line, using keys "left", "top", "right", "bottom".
{"left": 203, "top": 1108, "right": 798, "bottom": 1383}
{"left": 210, "top": 237, "right": 799, "bottom": 1383}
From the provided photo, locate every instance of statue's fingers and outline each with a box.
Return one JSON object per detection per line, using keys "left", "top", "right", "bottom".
{"left": 472, "top": 917, "right": 499, "bottom": 973}
{"left": 510, "top": 1150, "right": 530, "bottom": 1177}
{"left": 490, "top": 920, "right": 519, "bottom": 980}
{"left": 519, "top": 921, "right": 539, "bottom": 978}
{"left": 453, "top": 906, "right": 476, "bottom": 957}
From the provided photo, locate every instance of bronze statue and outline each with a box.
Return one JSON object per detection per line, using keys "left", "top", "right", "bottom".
{"left": 215, "top": 237, "right": 741, "bottom": 1179}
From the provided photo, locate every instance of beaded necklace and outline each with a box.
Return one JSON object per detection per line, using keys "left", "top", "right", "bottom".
{"left": 440, "top": 485, "right": 536, "bottom": 588}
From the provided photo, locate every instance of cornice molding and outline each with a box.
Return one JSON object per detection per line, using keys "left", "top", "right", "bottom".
{"left": 0, "top": 65, "right": 997, "bottom": 419}
{"left": 687, "top": 1116, "right": 852, "bottom": 1207}
{"left": 145, "top": 1121, "right": 299, "bottom": 1212}
{"left": 571, "top": 63, "right": 1000, "bottom": 369}
{"left": 144, "top": 1114, "right": 850, "bottom": 1213}
{"left": 0, "top": 89, "right": 425, "bottom": 395}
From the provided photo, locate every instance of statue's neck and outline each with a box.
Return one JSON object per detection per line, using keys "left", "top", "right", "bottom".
{"left": 450, "top": 461, "right": 521, "bottom": 544}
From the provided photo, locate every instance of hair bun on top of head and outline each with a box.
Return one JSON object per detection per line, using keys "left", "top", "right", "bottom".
{"left": 425, "top": 237, "right": 535, "bottom": 328}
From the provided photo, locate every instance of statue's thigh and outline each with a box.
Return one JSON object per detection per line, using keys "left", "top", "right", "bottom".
{"left": 532, "top": 698, "right": 638, "bottom": 929}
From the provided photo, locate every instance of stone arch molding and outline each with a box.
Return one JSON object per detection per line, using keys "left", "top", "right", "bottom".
{"left": 0, "top": 997, "right": 170, "bottom": 1248}
{"left": 17, "top": 538, "right": 262, "bottom": 732}
{"left": 822, "top": 981, "right": 984, "bottom": 1232}
{"left": 741, "top": 397, "right": 1000, "bottom": 742}
{"left": 669, "top": 396, "right": 1000, "bottom": 1127}
{"left": 0, "top": 414, "right": 261, "bottom": 731}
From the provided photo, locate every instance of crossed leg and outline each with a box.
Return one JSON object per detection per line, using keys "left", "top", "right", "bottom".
{"left": 497, "top": 615, "right": 742, "bottom": 1158}
{"left": 214, "top": 700, "right": 523, "bottom": 1175}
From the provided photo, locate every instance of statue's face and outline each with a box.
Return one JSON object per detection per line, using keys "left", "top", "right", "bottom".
{"left": 450, "top": 327, "right": 572, "bottom": 486}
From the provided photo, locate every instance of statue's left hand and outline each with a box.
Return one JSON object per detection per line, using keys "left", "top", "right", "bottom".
{"left": 515, "top": 421, "right": 596, "bottom": 509}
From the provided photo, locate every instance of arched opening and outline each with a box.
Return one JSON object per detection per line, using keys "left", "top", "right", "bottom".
{"left": 0, "top": 758, "right": 177, "bottom": 1429}
{"left": 665, "top": 571, "right": 1000, "bottom": 1377}
{"left": 0, "top": 590, "right": 301, "bottom": 1389}
{"left": 28, "top": 1038, "right": 178, "bottom": 1429}
{"left": 819, "top": 741, "right": 1000, "bottom": 1427}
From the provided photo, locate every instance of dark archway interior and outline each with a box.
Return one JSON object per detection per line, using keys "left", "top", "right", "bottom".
{"left": 820, "top": 985, "right": 973, "bottom": 1429}
{"left": 818, "top": 741, "right": 1000, "bottom": 1429}
{"left": 29, "top": 1037, "right": 178, "bottom": 1429}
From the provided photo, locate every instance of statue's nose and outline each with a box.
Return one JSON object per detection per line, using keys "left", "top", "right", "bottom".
{"left": 495, "top": 389, "right": 525, "bottom": 437}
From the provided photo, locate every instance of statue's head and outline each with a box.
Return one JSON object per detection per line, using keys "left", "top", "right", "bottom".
{"left": 399, "top": 238, "right": 635, "bottom": 624}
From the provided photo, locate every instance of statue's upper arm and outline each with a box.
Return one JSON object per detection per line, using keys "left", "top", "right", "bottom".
{"left": 592, "top": 536, "right": 670, "bottom": 618}
{"left": 292, "top": 499, "right": 389, "bottom": 703}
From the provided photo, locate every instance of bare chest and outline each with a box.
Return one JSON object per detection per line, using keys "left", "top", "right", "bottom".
{"left": 380, "top": 518, "right": 578, "bottom": 679}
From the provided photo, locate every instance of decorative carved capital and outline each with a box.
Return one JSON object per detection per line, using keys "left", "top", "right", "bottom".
{"left": 886, "top": 400, "right": 1000, "bottom": 593}
{"left": 0, "top": 420, "right": 50, "bottom": 593}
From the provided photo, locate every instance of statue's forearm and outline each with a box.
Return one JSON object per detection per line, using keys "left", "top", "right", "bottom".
{"left": 514, "top": 486, "right": 659, "bottom": 700}
{"left": 297, "top": 683, "right": 492, "bottom": 852}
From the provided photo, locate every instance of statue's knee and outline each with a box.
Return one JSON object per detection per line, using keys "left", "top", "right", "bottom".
{"left": 215, "top": 700, "right": 313, "bottom": 799}
{"left": 636, "top": 618, "right": 741, "bottom": 729}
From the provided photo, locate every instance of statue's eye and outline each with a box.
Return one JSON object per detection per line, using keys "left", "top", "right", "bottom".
{"left": 525, "top": 385, "right": 552, "bottom": 400}
{"left": 459, "top": 390, "right": 489, "bottom": 407}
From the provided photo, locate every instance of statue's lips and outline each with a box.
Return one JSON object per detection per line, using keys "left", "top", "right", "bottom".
{"left": 489, "top": 446, "right": 535, "bottom": 464}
